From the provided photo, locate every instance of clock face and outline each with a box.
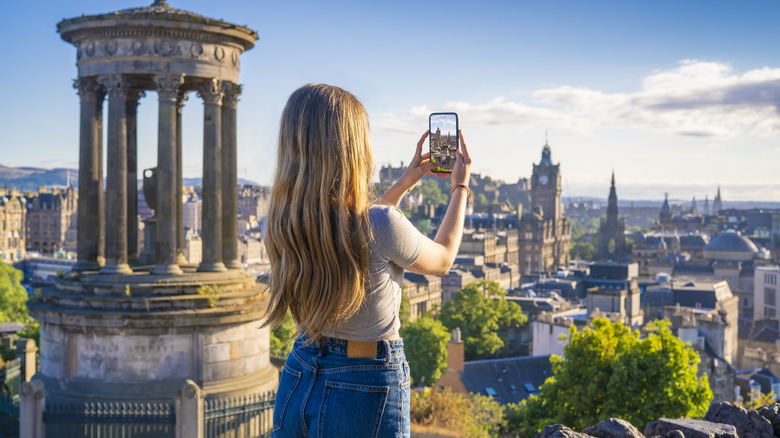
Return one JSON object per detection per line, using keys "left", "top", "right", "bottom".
{"left": 538, "top": 175, "right": 549, "bottom": 186}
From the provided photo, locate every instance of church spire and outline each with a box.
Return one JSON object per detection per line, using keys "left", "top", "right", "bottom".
{"left": 606, "top": 171, "right": 618, "bottom": 223}
{"left": 713, "top": 186, "right": 723, "bottom": 213}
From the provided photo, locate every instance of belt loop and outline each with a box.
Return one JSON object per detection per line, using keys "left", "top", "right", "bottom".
{"left": 382, "top": 340, "right": 391, "bottom": 365}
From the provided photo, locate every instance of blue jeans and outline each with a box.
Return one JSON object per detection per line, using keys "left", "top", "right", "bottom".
{"left": 272, "top": 337, "right": 411, "bottom": 438}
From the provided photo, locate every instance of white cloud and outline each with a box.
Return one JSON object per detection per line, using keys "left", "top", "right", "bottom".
{"left": 379, "top": 60, "right": 780, "bottom": 138}
{"left": 376, "top": 97, "right": 592, "bottom": 134}
{"left": 535, "top": 59, "right": 780, "bottom": 138}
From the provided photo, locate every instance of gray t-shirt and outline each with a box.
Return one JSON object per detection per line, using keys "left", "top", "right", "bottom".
{"left": 324, "top": 204, "right": 423, "bottom": 341}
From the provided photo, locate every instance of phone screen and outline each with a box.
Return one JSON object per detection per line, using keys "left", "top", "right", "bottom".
{"left": 429, "top": 112, "right": 459, "bottom": 173}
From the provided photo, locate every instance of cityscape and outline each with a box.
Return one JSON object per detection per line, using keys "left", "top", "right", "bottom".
{"left": 1, "top": 1, "right": 780, "bottom": 438}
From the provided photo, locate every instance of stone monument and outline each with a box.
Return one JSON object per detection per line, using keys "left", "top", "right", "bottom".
{"left": 28, "top": 0, "right": 277, "bottom": 404}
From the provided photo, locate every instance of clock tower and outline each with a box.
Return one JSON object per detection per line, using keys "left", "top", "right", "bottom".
{"left": 517, "top": 141, "right": 571, "bottom": 275}
{"left": 531, "top": 142, "right": 561, "bottom": 221}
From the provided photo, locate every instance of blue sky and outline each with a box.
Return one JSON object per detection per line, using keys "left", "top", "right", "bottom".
{"left": 1, "top": 0, "right": 779, "bottom": 201}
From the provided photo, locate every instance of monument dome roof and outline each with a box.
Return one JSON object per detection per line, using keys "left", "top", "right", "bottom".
{"left": 58, "top": 0, "right": 257, "bottom": 51}
{"left": 703, "top": 230, "right": 758, "bottom": 262}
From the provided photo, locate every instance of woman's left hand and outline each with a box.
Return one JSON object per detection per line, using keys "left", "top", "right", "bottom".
{"left": 378, "top": 131, "right": 437, "bottom": 207}
{"left": 398, "top": 130, "right": 436, "bottom": 190}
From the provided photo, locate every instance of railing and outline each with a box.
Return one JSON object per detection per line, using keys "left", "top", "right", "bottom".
{"left": 0, "top": 392, "right": 19, "bottom": 438}
{"left": 43, "top": 400, "right": 175, "bottom": 438}
{"left": 269, "top": 350, "right": 288, "bottom": 368}
{"left": 1, "top": 358, "right": 21, "bottom": 397}
{"left": 204, "top": 392, "right": 275, "bottom": 438}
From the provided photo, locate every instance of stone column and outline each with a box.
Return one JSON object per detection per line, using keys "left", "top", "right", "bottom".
{"left": 175, "top": 380, "right": 204, "bottom": 438}
{"left": 16, "top": 339, "right": 38, "bottom": 383}
{"left": 152, "top": 74, "right": 185, "bottom": 275}
{"left": 126, "top": 89, "right": 145, "bottom": 263}
{"left": 176, "top": 91, "right": 188, "bottom": 265}
{"left": 197, "top": 79, "right": 226, "bottom": 272}
{"left": 221, "top": 82, "right": 242, "bottom": 269}
{"left": 19, "top": 380, "right": 45, "bottom": 438}
{"left": 72, "top": 77, "right": 104, "bottom": 272}
{"left": 97, "top": 74, "right": 133, "bottom": 274}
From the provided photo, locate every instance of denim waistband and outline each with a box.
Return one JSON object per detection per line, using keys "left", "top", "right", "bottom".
{"left": 296, "top": 336, "right": 405, "bottom": 357}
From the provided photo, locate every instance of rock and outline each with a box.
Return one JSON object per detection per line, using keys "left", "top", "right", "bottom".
{"left": 757, "top": 403, "right": 780, "bottom": 437}
{"left": 535, "top": 424, "right": 595, "bottom": 438}
{"left": 583, "top": 418, "right": 644, "bottom": 438}
{"left": 643, "top": 418, "right": 738, "bottom": 438}
{"left": 658, "top": 430, "right": 685, "bottom": 438}
{"left": 704, "top": 402, "right": 774, "bottom": 438}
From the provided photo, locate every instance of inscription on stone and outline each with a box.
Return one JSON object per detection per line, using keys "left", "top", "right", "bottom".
{"left": 76, "top": 334, "right": 192, "bottom": 381}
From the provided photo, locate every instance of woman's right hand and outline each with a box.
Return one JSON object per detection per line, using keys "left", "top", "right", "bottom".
{"left": 451, "top": 130, "right": 471, "bottom": 187}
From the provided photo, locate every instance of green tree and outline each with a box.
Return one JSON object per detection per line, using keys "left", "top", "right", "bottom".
{"left": 473, "top": 193, "right": 489, "bottom": 212}
{"left": 0, "top": 262, "right": 34, "bottom": 326}
{"left": 517, "top": 318, "right": 712, "bottom": 436}
{"left": 400, "top": 316, "right": 449, "bottom": 386}
{"left": 415, "top": 219, "right": 432, "bottom": 237}
{"left": 399, "top": 288, "right": 411, "bottom": 326}
{"left": 419, "top": 179, "right": 447, "bottom": 205}
{"left": 269, "top": 310, "right": 297, "bottom": 356}
{"left": 440, "top": 281, "right": 526, "bottom": 360}
{"left": 569, "top": 242, "right": 595, "bottom": 260}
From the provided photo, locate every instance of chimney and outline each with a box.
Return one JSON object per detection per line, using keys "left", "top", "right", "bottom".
{"left": 447, "top": 328, "right": 464, "bottom": 372}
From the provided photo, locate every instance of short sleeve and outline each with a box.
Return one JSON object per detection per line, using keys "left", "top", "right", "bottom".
{"left": 370, "top": 205, "right": 424, "bottom": 268}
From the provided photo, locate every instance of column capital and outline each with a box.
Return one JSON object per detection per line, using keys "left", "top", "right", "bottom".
{"left": 154, "top": 74, "right": 185, "bottom": 102}
{"left": 97, "top": 74, "right": 131, "bottom": 99}
{"left": 176, "top": 90, "right": 189, "bottom": 113}
{"left": 73, "top": 77, "right": 101, "bottom": 104}
{"left": 221, "top": 82, "right": 242, "bottom": 110}
{"left": 127, "top": 89, "right": 146, "bottom": 105}
{"left": 198, "top": 79, "right": 223, "bottom": 105}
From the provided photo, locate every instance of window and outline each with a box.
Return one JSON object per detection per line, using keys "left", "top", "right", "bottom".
{"left": 766, "top": 287, "right": 777, "bottom": 306}
{"left": 765, "top": 308, "right": 776, "bottom": 318}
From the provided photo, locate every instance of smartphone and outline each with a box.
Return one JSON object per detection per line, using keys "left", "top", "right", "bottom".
{"left": 429, "top": 112, "right": 459, "bottom": 174}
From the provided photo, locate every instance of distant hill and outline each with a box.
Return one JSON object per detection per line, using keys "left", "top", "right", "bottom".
{"left": 0, "top": 164, "right": 77, "bottom": 191}
{"left": 0, "top": 165, "right": 260, "bottom": 191}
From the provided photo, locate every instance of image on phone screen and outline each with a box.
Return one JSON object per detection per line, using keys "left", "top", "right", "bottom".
{"left": 429, "top": 113, "right": 459, "bottom": 173}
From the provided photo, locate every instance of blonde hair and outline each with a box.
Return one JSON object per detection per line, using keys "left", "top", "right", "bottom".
{"left": 262, "top": 84, "right": 374, "bottom": 342}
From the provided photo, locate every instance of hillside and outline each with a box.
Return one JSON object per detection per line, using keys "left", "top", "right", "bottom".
{"left": 0, "top": 164, "right": 76, "bottom": 191}
{"left": 0, "top": 164, "right": 259, "bottom": 191}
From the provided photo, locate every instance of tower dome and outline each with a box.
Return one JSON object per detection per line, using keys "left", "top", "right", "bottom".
{"left": 702, "top": 230, "right": 758, "bottom": 262}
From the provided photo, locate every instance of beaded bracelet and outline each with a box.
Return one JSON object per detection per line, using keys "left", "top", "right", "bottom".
{"left": 450, "top": 184, "right": 471, "bottom": 207}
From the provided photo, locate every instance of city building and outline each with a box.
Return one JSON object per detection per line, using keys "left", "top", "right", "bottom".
{"left": 182, "top": 228, "right": 202, "bottom": 265}
{"left": 516, "top": 143, "right": 571, "bottom": 275}
{"left": 754, "top": 266, "right": 780, "bottom": 319}
{"left": 238, "top": 236, "right": 266, "bottom": 265}
{"left": 435, "top": 329, "right": 553, "bottom": 404}
{"left": 583, "top": 263, "right": 644, "bottom": 329}
{"left": 643, "top": 280, "right": 739, "bottom": 365}
{"left": 25, "top": 186, "right": 77, "bottom": 254}
{"left": 403, "top": 272, "right": 443, "bottom": 321}
{"left": 597, "top": 172, "right": 627, "bottom": 261}
{"left": 182, "top": 199, "right": 202, "bottom": 234}
{"left": 238, "top": 185, "right": 270, "bottom": 219}
{"left": 0, "top": 191, "right": 26, "bottom": 262}
{"left": 713, "top": 186, "right": 724, "bottom": 213}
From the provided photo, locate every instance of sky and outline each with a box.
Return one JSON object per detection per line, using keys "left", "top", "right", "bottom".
{"left": 0, "top": 0, "right": 779, "bottom": 202}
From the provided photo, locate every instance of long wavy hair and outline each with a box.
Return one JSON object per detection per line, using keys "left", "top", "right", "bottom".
{"left": 262, "top": 84, "right": 374, "bottom": 342}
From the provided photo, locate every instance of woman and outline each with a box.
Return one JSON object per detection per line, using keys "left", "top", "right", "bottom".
{"left": 264, "top": 84, "right": 471, "bottom": 438}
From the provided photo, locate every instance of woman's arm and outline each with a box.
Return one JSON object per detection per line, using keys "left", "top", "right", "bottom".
{"left": 407, "top": 130, "right": 472, "bottom": 276}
